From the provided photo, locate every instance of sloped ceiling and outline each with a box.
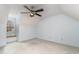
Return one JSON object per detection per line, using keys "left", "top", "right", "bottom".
{"left": 38, "top": 4, "right": 62, "bottom": 19}
{"left": 20, "top": 4, "right": 62, "bottom": 20}
{"left": 60, "top": 4, "right": 79, "bottom": 21}
{"left": 40, "top": 4, "right": 79, "bottom": 20}
{"left": 8, "top": 4, "right": 62, "bottom": 20}
{"left": 8, "top": 4, "right": 79, "bottom": 21}
{"left": 24, "top": 4, "right": 79, "bottom": 20}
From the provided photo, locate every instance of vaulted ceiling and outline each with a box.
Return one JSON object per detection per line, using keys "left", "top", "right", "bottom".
{"left": 7, "top": 4, "right": 79, "bottom": 21}
{"left": 7, "top": 4, "right": 61, "bottom": 20}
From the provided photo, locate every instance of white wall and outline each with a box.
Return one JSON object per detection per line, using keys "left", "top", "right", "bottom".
{"left": 18, "top": 14, "right": 40, "bottom": 41}
{"left": 0, "top": 5, "right": 9, "bottom": 46}
{"left": 37, "top": 14, "right": 79, "bottom": 47}
{"left": 18, "top": 24, "right": 36, "bottom": 41}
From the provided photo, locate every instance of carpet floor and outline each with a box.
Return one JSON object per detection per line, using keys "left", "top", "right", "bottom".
{"left": 0, "top": 38, "right": 79, "bottom": 54}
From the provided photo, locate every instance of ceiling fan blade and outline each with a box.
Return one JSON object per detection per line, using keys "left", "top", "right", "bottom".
{"left": 35, "top": 13, "right": 42, "bottom": 17}
{"left": 21, "top": 12, "right": 30, "bottom": 14}
{"left": 35, "top": 9, "right": 44, "bottom": 12}
{"left": 24, "top": 6, "right": 32, "bottom": 12}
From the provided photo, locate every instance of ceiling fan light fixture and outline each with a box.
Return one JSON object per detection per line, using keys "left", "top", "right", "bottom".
{"left": 30, "top": 13, "right": 34, "bottom": 17}
{"left": 21, "top": 5, "right": 44, "bottom": 17}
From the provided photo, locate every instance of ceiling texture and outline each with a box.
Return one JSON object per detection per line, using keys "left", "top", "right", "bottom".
{"left": 7, "top": 4, "right": 61, "bottom": 20}
{"left": 7, "top": 4, "right": 79, "bottom": 21}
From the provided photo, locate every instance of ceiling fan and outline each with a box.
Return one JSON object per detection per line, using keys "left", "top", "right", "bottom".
{"left": 21, "top": 5, "right": 44, "bottom": 17}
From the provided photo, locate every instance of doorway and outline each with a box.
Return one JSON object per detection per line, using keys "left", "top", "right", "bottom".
{"left": 6, "top": 18, "right": 17, "bottom": 43}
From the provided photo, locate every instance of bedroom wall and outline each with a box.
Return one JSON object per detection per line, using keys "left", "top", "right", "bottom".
{"left": 0, "top": 5, "right": 9, "bottom": 46}
{"left": 18, "top": 14, "right": 40, "bottom": 41}
{"left": 37, "top": 14, "right": 79, "bottom": 47}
